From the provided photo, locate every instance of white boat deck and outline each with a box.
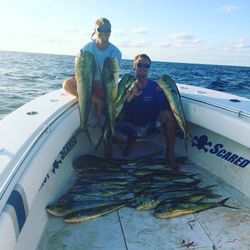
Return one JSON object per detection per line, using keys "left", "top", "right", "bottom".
{"left": 37, "top": 142, "right": 250, "bottom": 250}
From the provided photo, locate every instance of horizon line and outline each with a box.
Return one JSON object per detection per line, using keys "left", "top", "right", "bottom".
{"left": 0, "top": 49, "right": 249, "bottom": 68}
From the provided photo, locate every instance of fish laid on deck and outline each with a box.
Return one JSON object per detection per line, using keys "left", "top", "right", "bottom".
{"left": 154, "top": 198, "right": 238, "bottom": 219}
{"left": 46, "top": 154, "right": 238, "bottom": 224}
{"left": 64, "top": 201, "right": 127, "bottom": 223}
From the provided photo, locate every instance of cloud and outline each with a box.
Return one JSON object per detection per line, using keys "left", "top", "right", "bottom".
{"left": 130, "top": 26, "right": 149, "bottom": 35}
{"left": 114, "top": 26, "right": 150, "bottom": 36}
{"left": 160, "top": 42, "right": 171, "bottom": 48}
{"left": 113, "top": 26, "right": 150, "bottom": 46}
{"left": 224, "top": 38, "right": 250, "bottom": 51}
{"left": 117, "top": 39, "right": 151, "bottom": 48}
{"left": 64, "top": 28, "right": 82, "bottom": 34}
{"left": 220, "top": 5, "right": 241, "bottom": 12}
{"left": 161, "top": 33, "right": 204, "bottom": 50}
{"left": 112, "top": 28, "right": 128, "bottom": 36}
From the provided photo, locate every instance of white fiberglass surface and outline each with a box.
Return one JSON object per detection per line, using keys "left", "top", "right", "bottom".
{"left": 37, "top": 142, "right": 250, "bottom": 250}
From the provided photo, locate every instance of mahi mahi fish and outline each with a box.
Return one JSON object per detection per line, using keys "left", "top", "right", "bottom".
{"left": 102, "top": 57, "right": 120, "bottom": 137}
{"left": 154, "top": 198, "right": 238, "bottom": 219}
{"left": 116, "top": 74, "right": 137, "bottom": 117}
{"left": 157, "top": 74, "right": 189, "bottom": 141}
{"left": 134, "top": 193, "right": 207, "bottom": 211}
{"left": 116, "top": 74, "right": 136, "bottom": 104}
{"left": 64, "top": 201, "right": 126, "bottom": 223}
{"left": 75, "top": 50, "right": 95, "bottom": 143}
{"left": 46, "top": 199, "right": 117, "bottom": 217}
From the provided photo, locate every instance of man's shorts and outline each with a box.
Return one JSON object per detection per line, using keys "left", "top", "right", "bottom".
{"left": 116, "top": 122, "right": 158, "bottom": 141}
{"left": 115, "top": 110, "right": 168, "bottom": 141}
{"left": 93, "top": 83, "right": 104, "bottom": 99}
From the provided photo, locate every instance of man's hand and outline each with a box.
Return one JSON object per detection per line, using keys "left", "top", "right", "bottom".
{"left": 127, "top": 83, "right": 143, "bottom": 102}
{"left": 156, "top": 85, "right": 163, "bottom": 92}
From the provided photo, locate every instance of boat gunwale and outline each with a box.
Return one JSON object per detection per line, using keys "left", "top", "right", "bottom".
{"left": 0, "top": 100, "right": 78, "bottom": 202}
{"left": 181, "top": 95, "right": 250, "bottom": 119}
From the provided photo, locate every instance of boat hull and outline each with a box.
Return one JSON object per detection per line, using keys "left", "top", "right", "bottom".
{"left": 0, "top": 84, "right": 249, "bottom": 249}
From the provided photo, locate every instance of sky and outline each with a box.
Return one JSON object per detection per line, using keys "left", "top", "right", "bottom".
{"left": 0, "top": 0, "right": 250, "bottom": 66}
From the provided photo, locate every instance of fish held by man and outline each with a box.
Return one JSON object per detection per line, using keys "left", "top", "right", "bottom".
{"left": 94, "top": 57, "right": 119, "bottom": 153}
{"left": 157, "top": 74, "right": 189, "bottom": 141}
{"left": 116, "top": 74, "right": 136, "bottom": 105}
{"left": 75, "top": 50, "right": 95, "bottom": 144}
{"left": 116, "top": 75, "right": 137, "bottom": 117}
{"left": 102, "top": 57, "right": 119, "bottom": 137}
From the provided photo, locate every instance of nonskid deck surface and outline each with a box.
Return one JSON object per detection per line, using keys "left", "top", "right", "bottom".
{"left": 37, "top": 143, "right": 250, "bottom": 250}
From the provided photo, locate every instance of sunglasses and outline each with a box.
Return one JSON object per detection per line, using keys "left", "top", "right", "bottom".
{"left": 96, "top": 27, "right": 111, "bottom": 33}
{"left": 137, "top": 63, "right": 151, "bottom": 69}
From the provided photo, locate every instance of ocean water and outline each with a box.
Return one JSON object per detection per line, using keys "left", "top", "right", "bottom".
{"left": 0, "top": 50, "right": 250, "bottom": 120}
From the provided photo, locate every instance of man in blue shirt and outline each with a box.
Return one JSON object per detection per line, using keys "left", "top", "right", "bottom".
{"left": 117, "top": 54, "right": 180, "bottom": 171}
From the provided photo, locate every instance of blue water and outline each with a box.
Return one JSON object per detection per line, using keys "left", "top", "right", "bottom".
{"left": 0, "top": 50, "right": 250, "bottom": 120}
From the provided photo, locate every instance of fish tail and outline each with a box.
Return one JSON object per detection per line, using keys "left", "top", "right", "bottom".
{"left": 71, "top": 126, "right": 92, "bottom": 145}
{"left": 85, "top": 127, "right": 93, "bottom": 145}
{"left": 184, "top": 140, "right": 188, "bottom": 154}
{"left": 188, "top": 174, "right": 200, "bottom": 178}
{"left": 95, "top": 123, "right": 108, "bottom": 152}
{"left": 95, "top": 132, "right": 104, "bottom": 153}
{"left": 122, "top": 198, "right": 135, "bottom": 207}
{"left": 201, "top": 184, "right": 217, "bottom": 191}
{"left": 71, "top": 127, "right": 83, "bottom": 138}
{"left": 104, "top": 129, "right": 114, "bottom": 157}
{"left": 191, "top": 179, "right": 202, "bottom": 186}
{"left": 79, "top": 125, "right": 93, "bottom": 145}
{"left": 135, "top": 150, "right": 163, "bottom": 165}
{"left": 219, "top": 198, "right": 239, "bottom": 209}
{"left": 205, "top": 192, "right": 222, "bottom": 198}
